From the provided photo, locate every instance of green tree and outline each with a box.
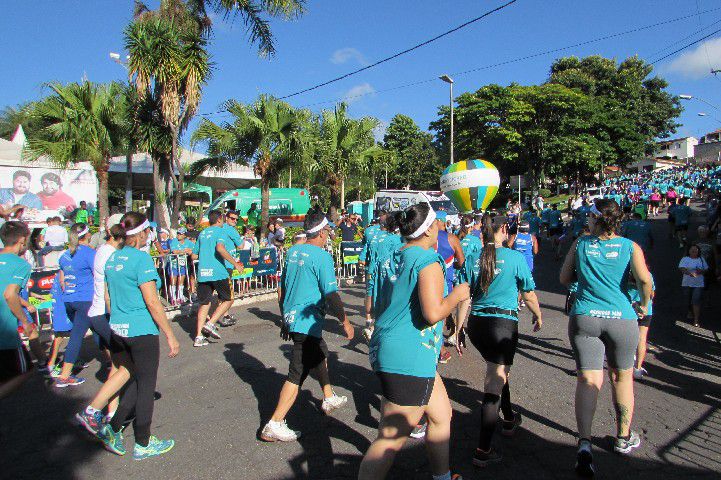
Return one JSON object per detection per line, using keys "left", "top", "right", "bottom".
{"left": 0, "top": 103, "right": 42, "bottom": 140}
{"left": 548, "top": 55, "right": 682, "bottom": 167}
{"left": 191, "top": 95, "right": 301, "bottom": 237}
{"left": 24, "top": 81, "right": 126, "bottom": 219}
{"left": 383, "top": 114, "right": 444, "bottom": 190}
{"left": 316, "top": 103, "right": 378, "bottom": 220}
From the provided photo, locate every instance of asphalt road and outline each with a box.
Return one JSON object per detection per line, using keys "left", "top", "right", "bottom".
{"left": 2, "top": 205, "right": 721, "bottom": 479}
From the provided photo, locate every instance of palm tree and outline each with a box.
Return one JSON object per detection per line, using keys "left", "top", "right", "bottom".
{"left": 191, "top": 95, "right": 300, "bottom": 237}
{"left": 24, "top": 81, "right": 125, "bottom": 220}
{"left": 0, "top": 103, "right": 39, "bottom": 140}
{"left": 317, "top": 103, "right": 379, "bottom": 220}
{"left": 125, "top": 10, "right": 211, "bottom": 228}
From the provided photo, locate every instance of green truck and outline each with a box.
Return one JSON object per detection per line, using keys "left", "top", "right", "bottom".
{"left": 202, "top": 188, "right": 312, "bottom": 226}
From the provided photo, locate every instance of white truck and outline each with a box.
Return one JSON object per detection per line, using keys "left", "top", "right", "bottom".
{"left": 373, "top": 190, "right": 460, "bottom": 225}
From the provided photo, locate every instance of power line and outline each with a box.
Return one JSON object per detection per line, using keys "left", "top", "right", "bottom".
{"left": 277, "top": 0, "right": 518, "bottom": 99}
{"left": 197, "top": 6, "right": 721, "bottom": 116}
{"left": 650, "top": 28, "right": 721, "bottom": 64}
{"left": 696, "top": 0, "right": 721, "bottom": 82}
{"left": 646, "top": 17, "right": 721, "bottom": 59}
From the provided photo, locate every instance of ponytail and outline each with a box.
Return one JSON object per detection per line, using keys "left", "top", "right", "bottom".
{"left": 478, "top": 214, "right": 504, "bottom": 294}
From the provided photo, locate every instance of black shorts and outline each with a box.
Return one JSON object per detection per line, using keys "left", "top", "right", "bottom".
{"left": 287, "top": 333, "right": 329, "bottom": 387}
{"left": 54, "top": 330, "right": 71, "bottom": 338}
{"left": 675, "top": 224, "right": 689, "bottom": 232}
{"left": 650, "top": 200, "right": 660, "bottom": 207}
{"left": 197, "top": 278, "right": 233, "bottom": 304}
{"left": 638, "top": 315, "right": 652, "bottom": 328}
{"left": 549, "top": 226, "right": 562, "bottom": 236}
{"left": 0, "top": 346, "right": 32, "bottom": 382}
{"left": 467, "top": 315, "right": 519, "bottom": 365}
{"left": 377, "top": 371, "right": 435, "bottom": 407}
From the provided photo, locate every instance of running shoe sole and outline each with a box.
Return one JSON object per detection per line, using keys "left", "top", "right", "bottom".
{"left": 472, "top": 455, "right": 502, "bottom": 467}
{"left": 55, "top": 379, "right": 85, "bottom": 388}
{"left": 202, "top": 325, "right": 221, "bottom": 339}
{"left": 613, "top": 440, "right": 641, "bottom": 454}
{"left": 259, "top": 432, "right": 300, "bottom": 442}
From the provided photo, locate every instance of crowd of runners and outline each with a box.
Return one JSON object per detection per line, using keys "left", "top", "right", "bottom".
{"left": 1, "top": 163, "right": 721, "bottom": 478}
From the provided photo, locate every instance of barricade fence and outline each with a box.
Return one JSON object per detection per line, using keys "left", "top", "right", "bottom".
{"left": 28, "top": 242, "right": 363, "bottom": 319}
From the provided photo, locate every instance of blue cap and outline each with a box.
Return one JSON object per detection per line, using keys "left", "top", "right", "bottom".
{"left": 436, "top": 211, "right": 448, "bottom": 222}
{"left": 177, "top": 227, "right": 187, "bottom": 234}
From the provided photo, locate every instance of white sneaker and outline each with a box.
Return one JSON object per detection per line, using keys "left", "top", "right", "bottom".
{"left": 633, "top": 367, "right": 648, "bottom": 379}
{"left": 193, "top": 336, "right": 209, "bottom": 347}
{"left": 260, "top": 420, "right": 300, "bottom": 442}
{"left": 321, "top": 394, "right": 348, "bottom": 415}
{"left": 362, "top": 326, "right": 374, "bottom": 343}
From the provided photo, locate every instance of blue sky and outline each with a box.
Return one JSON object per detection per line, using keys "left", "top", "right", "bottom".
{"left": 3, "top": 0, "right": 721, "bottom": 148}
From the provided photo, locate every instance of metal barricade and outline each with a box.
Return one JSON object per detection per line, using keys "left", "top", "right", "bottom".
{"left": 154, "top": 253, "right": 196, "bottom": 311}
{"left": 334, "top": 241, "right": 363, "bottom": 282}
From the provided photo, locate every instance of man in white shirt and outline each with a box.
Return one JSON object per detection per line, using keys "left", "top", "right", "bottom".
{"left": 42, "top": 217, "right": 68, "bottom": 247}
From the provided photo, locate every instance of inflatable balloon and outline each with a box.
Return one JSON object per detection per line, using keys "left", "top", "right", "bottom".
{"left": 440, "top": 159, "right": 500, "bottom": 213}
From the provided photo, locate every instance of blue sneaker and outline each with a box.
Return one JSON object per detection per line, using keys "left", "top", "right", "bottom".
{"left": 133, "top": 435, "right": 175, "bottom": 460}
{"left": 54, "top": 375, "right": 85, "bottom": 388}
{"left": 76, "top": 410, "right": 105, "bottom": 437}
{"left": 98, "top": 424, "right": 126, "bottom": 455}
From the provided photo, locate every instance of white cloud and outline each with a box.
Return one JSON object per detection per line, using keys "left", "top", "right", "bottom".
{"left": 373, "top": 120, "right": 388, "bottom": 142}
{"left": 330, "top": 47, "right": 368, "bottom": 66}
{"left": 662, "top": 37, "right": 721, "bottom": 79}
{"left": 343, "top": 83, "right": 376, "bottom": 104}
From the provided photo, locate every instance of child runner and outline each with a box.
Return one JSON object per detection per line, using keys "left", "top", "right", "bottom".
{"left": 679, "top": 244, "right": 708, "bottom": 327}
{"left": 97, "top": 211, "right": 180, "bottom": 460}
{"left": 359, "top": 203, "right": 469, "bottom": 480}
{"left": 168, "top": 228, "right": 194, "bottom": 306}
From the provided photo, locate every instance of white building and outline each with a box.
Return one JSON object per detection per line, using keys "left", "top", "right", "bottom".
{"left": 654, "top": 136, "right": 697, "bottom": 160}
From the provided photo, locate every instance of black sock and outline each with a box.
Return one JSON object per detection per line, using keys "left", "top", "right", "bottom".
{"left": 500, "top": 381, "right": 513, "bottom": 421}
{"left": 479, "top": 392, "right": 501, "bottom": 451}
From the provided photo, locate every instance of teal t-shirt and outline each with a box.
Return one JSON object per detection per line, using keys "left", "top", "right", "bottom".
{"left": 528, "top": 216, "right": 542, "bottom": 236}
{"left": 281, "top": 244, "right": 338, "bottom": 338}
{"left": 360, "top": 225, "right": 381, "bottom": 262}
{"left": 458, "top": 235, "right": 482, "bottom": 285}
{"left": 470, "top": 247, "right": 536, "bottom": 321}
{"left": 541, "top": 208, "right": 551, "bottom": 223}
{"left": 0, "top": 253, "right": 31, "bottom": 349}
{"left": 105, "top": 246, "right": 160, "bottom": 337}
{"left": 549, "top": 210, "right": 562, "bottom": 228}
{"left": 571, "top": 236, "right": 636, "bottom": 320}
{"left": 628, "top": 273, "right": 655, "bottom": 316}
{"left": 169, "top": 238, "right": 193, "bottom": 267}
{"left": 193, "top": 226, "right": 229, "bottom": 281}
{"left": 366, "top": 233, "right": 403, "bottom": 299}
{"left": 220, "top": 224, "right": 243, "bottom": 269}
{"left": 369, "top": 246, "right": 445, "bottom": 378}
{"left": 621, "top": 220, "right": 653, "bottom": 252}
{"left": 674, "top": 205, "right": 691, "bottom": 225}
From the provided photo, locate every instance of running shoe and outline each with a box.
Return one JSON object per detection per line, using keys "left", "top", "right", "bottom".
{"left": 410, "top": 423, "right": 427, "bottom": 439}
{"left": 613, "top": 430, "right": 641, "bottom": 454}
{"left": 472, "top": 447, "right": 502, "bottom": 467}
{"left": 321, "top": 394, "right": 348, "bottom": 415}
{"left": 439, "top": 350, "right": 452, "bottom": 364}
{"left": 133, "top": 435, "right": 175, "bottom": 460}
{"left": 55, "top": 375, "right": 85, "bottom": 388}
{"left": 633, "top": 367, "right": 648, "bottom": 380}
{"left": 362, "top": 326, "right": 374, "bottom": 343}
{"left": 193, "top": 336, "right": 209, "bottom": 347}
{"left": 98, "top": 424, "right": 126, "bottom": 455}
{"left": 76, "top": 410, "right": 105, "bottom": 436}
{"left": 501, "top": 412, "right": 523, "bottom": 436}
{"left": 218, "top": 315, "right": 236, "bottom": 327}
{"left": 446, "top": 335, "right": 457, "bottom": 347}
{"left": 260, "top": 420, "right": 301, "bottom": 442}
{"left": 575, "top": 439, "right": 594, "bottom": 477}
{"left": 202, "top": 322, "right": 221, "bottom": 339}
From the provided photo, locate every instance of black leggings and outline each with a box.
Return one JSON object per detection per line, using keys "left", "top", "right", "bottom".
{"left": 109, "top": 334, "right": 160, "bottom": 446}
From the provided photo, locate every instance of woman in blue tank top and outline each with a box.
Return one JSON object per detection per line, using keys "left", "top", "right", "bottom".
{"left": 359, "top": 203, "right": 469, "bottom": 480}
{"left": 560, "top": 199, "right": 653, "bottom": 476}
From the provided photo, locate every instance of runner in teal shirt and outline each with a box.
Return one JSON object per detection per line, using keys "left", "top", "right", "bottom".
{"left": 0, "top": 252, "right": 31, "bottom": 349}
{"left": 105, "top": 246, "right": 162, "bottom": 337}
{"left": 220, "top": 211, "right": 243, "bottom": 270}
{"left": 192, "top": 225, "right": 229, "bottom": 282}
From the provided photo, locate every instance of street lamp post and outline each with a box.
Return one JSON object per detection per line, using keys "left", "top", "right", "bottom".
{"left": 439, "top": 75, "right": 454, "bottom": 164}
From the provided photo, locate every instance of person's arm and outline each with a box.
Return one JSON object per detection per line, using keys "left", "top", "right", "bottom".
{"left": 325, "top": 291, "right": 354, "bottom": 339}
{"left": 216, "top": 242, "right": 243, "bottom": 271}
{"left": 58, "top": 269, "right": 66, "bottom": 291}
{"left": 140, "top": 281, "right": 179, "bottom": 357}
{"left": 418, "top": 262, "right": 469, "bottom": 325}
{"left": 559, "top": 239, "right": 579, "bottom": 286}
{"left": 630, "top": 243, "right": 653, "bottom": 317}
{"left": 521, "top": 290, "right": 542, "bottom": 331}
{"left": 104, "top": 283, "right": 111, "bottom": 315}
{"left": 532, "top": 235, "right": 539, "bottom": 255}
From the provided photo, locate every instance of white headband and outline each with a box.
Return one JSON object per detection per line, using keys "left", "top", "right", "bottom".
{"left": 77, "top": 227, "right": 90, "bottom": 238}
{"left": 306, "top": 217, "right": 328, "bottom": 234}
{"left": 406, "top": 209, "right": 437, "bottom": 239}
{"left": 590, "top": 204, "right": 602, "bottom": 217}
{"left": 126, "top": 219, "right": 150, "bottom": 236}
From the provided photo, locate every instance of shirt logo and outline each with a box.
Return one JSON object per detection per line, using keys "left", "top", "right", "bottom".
{"left": 605, "top": 251, "right": 619, "bottom": 259}
{"left": 115, "top": 265, "right": 124, "bottom": 271}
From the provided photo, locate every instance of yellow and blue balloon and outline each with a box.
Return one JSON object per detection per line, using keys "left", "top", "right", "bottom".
{"left": 440, "top": 159, "right": 500, "bottom": 213}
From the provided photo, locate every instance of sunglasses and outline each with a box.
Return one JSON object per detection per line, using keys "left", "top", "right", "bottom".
{"left": 227, "top": 216, "right": 239, "bottom": 221}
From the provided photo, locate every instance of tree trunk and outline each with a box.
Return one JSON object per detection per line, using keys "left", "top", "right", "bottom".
{"left": 153, "top": 157, "right": 171, "bottom": 228}
{"left": 170, "top": 128, "right": 183, "bottom": 229}
{"left": 97, "top": 163, "right": 110, "bottom": 222}
{"left": 260, "top": 178, "right": 270, "bottom": 240}
{"left": 288, "top": 165, "right": 292, "bottom": 188}
{"left": 125, "top": 150, "right": 133, "bottom": 212}
{"left": 340, "top": 176, "right": 346, "bottom": 211}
